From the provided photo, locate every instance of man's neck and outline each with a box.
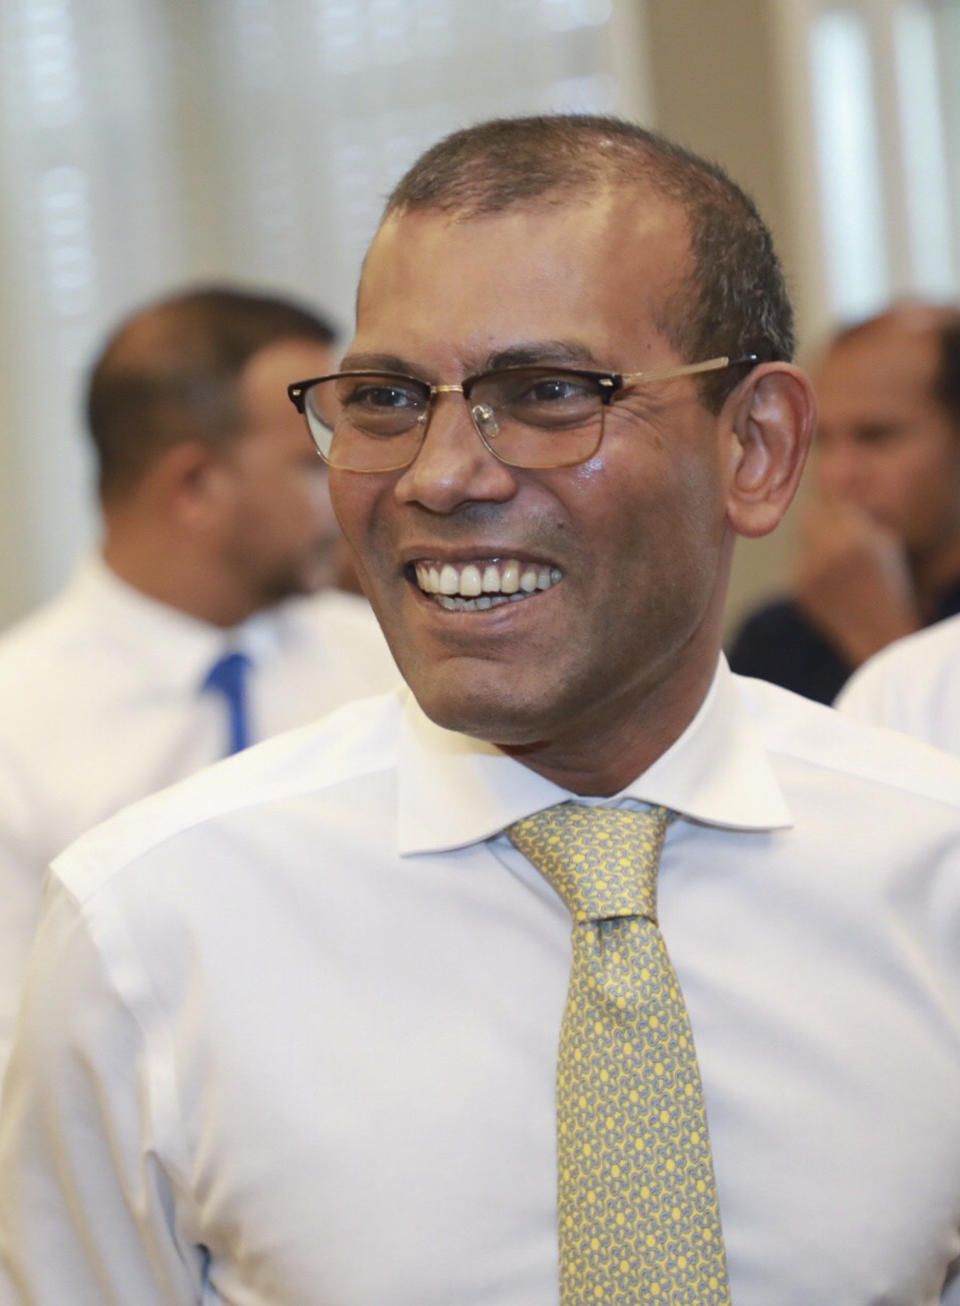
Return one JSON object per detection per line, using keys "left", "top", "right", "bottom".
{"left": 102, "top": 534, "right": 255, "bottom": 629}
{"left": 499, "top": 651, "right": 719, "bottom": 797}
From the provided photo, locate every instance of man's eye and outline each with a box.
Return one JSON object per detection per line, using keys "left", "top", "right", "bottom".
{"left": 345, "top": 384, "right": 423, "bottom": 411}
{"left": 499, "top": 374, "right": 599, "bottom": 423}
{"left": 525, "top": 377, "right": 593, "bottom": 403}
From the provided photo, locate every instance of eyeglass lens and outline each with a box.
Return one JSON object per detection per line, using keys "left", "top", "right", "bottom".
{"left": 302, "top": 368, "right": 606, "bottom": 472}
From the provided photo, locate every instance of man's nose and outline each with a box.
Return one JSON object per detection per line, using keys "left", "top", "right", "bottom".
{"left": 393, "top": 392, "right": 517, "bottom": 513}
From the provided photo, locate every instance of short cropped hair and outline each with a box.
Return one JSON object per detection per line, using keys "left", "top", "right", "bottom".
{"left": 86, "top": 286, "right": 338, "bottom": 501}
{"left": 384, "top": 115, "right": 794, "bottom": 410}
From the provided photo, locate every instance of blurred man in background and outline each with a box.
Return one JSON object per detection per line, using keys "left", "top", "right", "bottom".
{"left": 728, "top": 303, "right": 960, "bottom": 702}
{"left": 0, "top": 285, "right": 398, "bottom": 1079}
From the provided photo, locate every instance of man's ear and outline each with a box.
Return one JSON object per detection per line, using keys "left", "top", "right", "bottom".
{"left": 151, "top": 441, "right": 235, "bottom": 531}
{"left": 723, "top": 363, "right": 816, "bottom": 539}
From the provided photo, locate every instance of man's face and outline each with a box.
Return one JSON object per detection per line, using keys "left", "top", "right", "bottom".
{"left": 221, "top": 337, "right": 341, "bottom": 606}
{"left": 331, "top": 195, "right": 738, "bottom": 772}
{"left": 813, "top": 323, "right": 960, "bottom": 559}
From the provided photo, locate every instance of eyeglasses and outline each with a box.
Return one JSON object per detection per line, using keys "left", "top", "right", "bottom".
{"left": 287, "top": 354, "right": 758, "bottom": 473}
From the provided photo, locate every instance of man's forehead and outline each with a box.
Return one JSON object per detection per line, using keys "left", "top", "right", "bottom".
{"left": 367, "top": 184, "right": 684, "bottom": 267}
{"left": 356, "top": 190, "right": 692, "bottom": 352}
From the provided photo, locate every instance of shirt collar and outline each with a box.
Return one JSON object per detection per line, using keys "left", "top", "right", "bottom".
{"left": 72, "top": 553, "right": 280, "bottom": 691}
{"left": 396, "top": 655, "right": 792, "bottom": 855}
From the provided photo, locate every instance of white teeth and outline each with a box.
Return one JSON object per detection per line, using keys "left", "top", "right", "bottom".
{"left": 414, "top": 557, "right": 563, "bottom": 608}
{"left": 460, "top": 564, "right": 482, "bottom": 597}
{"left": 482, "top": 564, "right": 501, "bottom": 593}
{"left": 439, "top": 594, "right": 514, "bottom": 612}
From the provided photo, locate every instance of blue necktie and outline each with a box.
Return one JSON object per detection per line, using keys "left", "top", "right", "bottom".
{"left": 202, "top": 651, "right": 253, "bottom": 755}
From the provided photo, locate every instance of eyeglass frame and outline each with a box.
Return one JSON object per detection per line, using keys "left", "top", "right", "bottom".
{"left": 286, "top": 353, "right": 760, "bottom": 474}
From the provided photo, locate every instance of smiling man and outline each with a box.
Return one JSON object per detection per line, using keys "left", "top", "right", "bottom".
{"left": 4, "top": 117, "right": 960, "bottom": 1306}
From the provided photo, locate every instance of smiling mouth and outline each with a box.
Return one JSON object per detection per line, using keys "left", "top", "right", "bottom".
{"left": 411, "top": 558, "right": 563, "bottom": 612}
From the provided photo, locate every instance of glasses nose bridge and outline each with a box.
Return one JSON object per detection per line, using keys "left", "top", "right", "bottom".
{"left": 427, "top": 380, "right": 494, "bottom": 450}
{"left": 431, "top": 381, "right": 468, "bottom": 420}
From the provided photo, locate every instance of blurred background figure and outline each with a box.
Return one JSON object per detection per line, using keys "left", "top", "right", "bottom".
{"left": 728, "top": 303, "right": 960, "bottom": 703}
{"left": 0, "top": 284, "right": 398, "bottom": 1077}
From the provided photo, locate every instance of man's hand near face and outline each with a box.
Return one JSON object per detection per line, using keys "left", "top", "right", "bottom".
{"left": 793, "top": 496, "right": 921, "bottom": 666}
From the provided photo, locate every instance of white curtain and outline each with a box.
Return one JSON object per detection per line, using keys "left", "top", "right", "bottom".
{"left": 788, "top": 0, "right": 959, "bottom": 328}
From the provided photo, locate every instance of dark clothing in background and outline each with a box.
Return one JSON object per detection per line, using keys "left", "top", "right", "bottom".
{"left": 727, "top": 577, "right": 960, "bottom": 705}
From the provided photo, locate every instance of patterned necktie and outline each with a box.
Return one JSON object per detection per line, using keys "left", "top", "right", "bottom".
{"left": 202, "top": 651, "right": 253, "bottom": 755}
{"left": 508, "top": 802, "right": 730, "bottom": 1305}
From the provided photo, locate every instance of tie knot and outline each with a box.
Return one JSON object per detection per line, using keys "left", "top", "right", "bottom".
{"left": 203, "top": 650, "right": 251, "bottom": 698}
{"left": 508, "top": 803, "right": 671, "bottom": 923}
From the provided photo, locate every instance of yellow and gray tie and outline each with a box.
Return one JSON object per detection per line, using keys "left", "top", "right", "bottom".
{"left": 508, "top": 802, "right": 730, "bottom": 1305}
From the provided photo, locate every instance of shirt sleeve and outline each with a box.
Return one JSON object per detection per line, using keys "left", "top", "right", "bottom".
{"left": 0, "top": 880, "right": 204, "bottom": 1306}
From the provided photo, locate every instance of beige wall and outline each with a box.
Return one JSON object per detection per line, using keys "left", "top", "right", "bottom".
{"left": 645, "top": 0, "right": 819, "bottom": 640}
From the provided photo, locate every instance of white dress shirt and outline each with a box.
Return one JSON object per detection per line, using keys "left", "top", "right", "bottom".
{"left": 2, "top": 661, "right": 960, "bottom": 1305}
{"left": 836, "top": 613, "right": 960, "bottom": 753}
{"left": 0, "top": 555, "right": 399, "bottom": 1078}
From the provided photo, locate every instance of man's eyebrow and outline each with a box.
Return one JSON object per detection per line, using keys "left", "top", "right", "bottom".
{"left": 338, "top": 352, "right": 418, "bottom": 375}
{"left": 338, "top": 341, "right": 604, "bottom": 379}
{"left": 483, "top": 341, "right": 602, "bottom": 370}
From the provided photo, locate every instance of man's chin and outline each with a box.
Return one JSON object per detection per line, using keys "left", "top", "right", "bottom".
{"left": 406, "top": 676, "right": 558, "bottom": 749}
